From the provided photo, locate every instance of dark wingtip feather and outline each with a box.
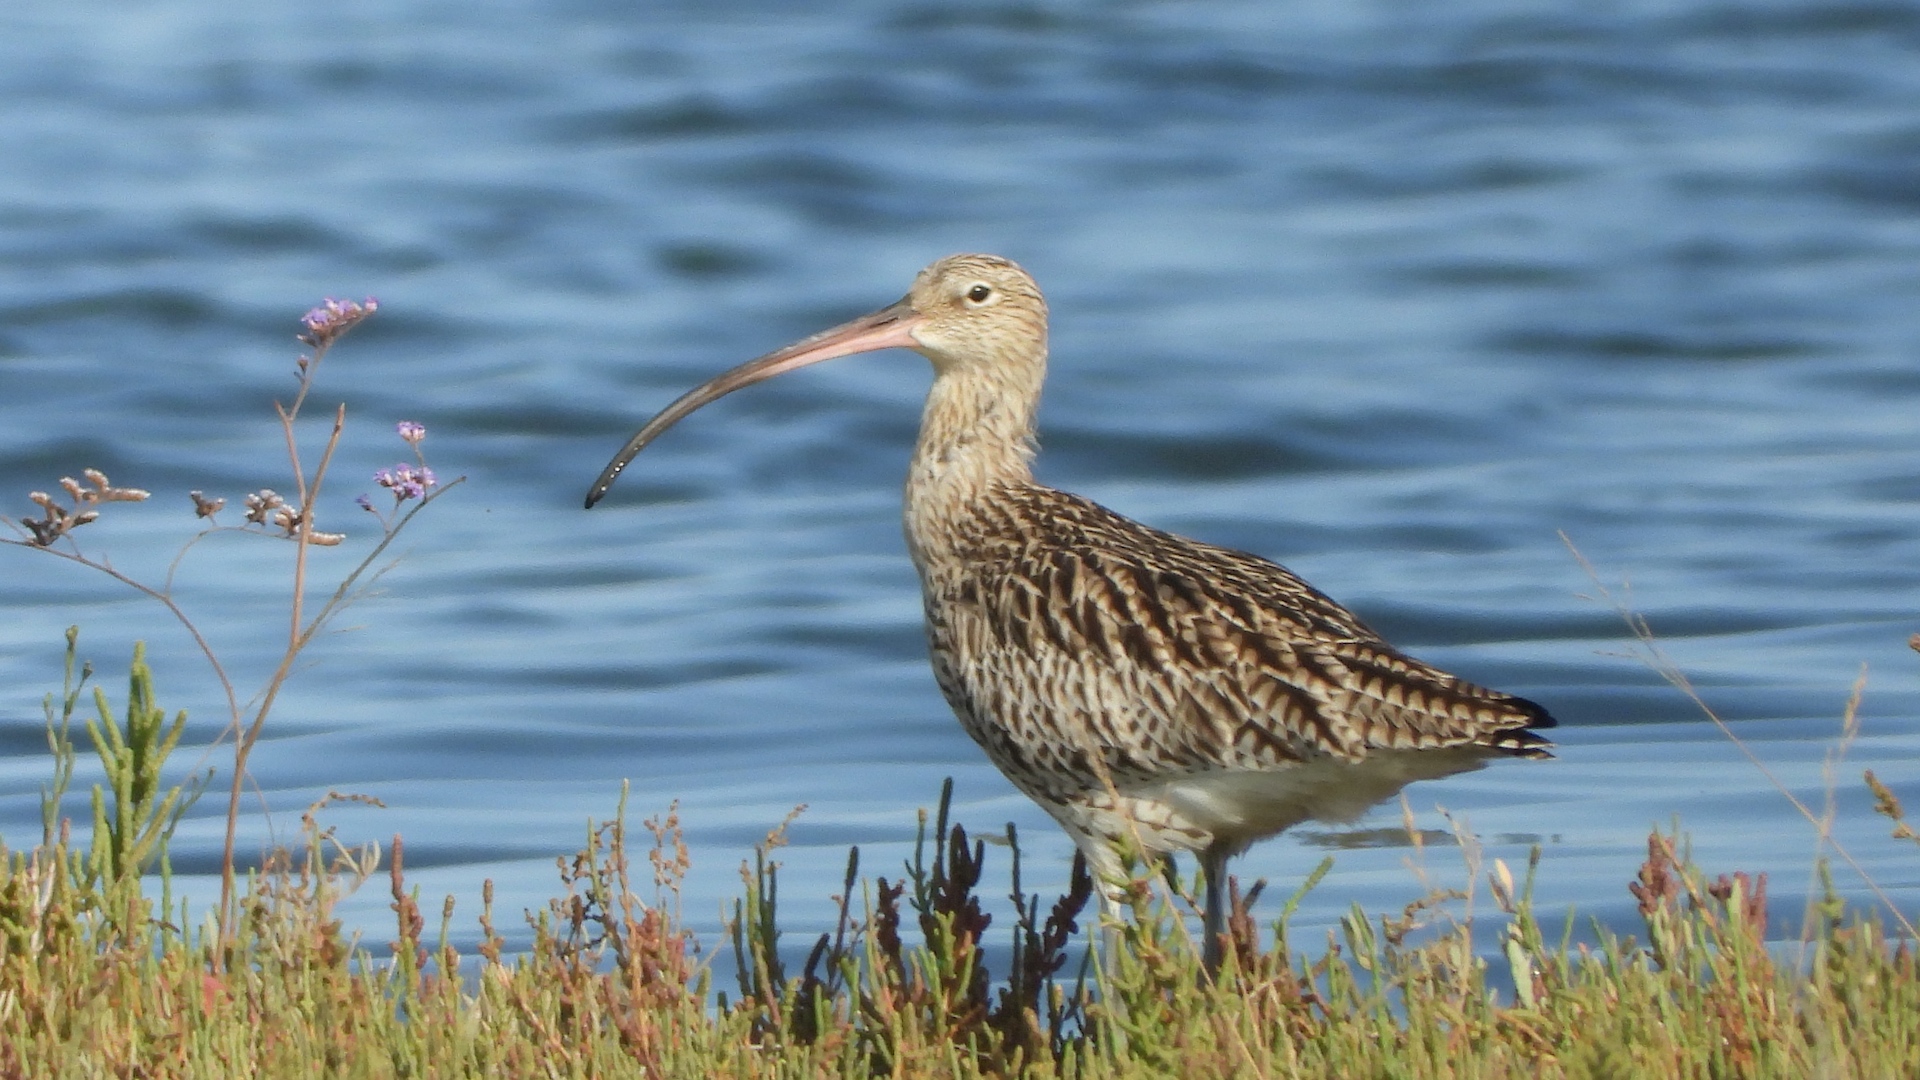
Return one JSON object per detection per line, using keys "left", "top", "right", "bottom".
{"left": 1491, "top": 693, "right": 1557, "bottom": 758}
{"left": 1511, "top": 693, "right": 1557, "bottom": 730}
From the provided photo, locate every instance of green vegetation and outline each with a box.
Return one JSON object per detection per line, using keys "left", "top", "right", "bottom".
{"left": 3, "top": 635, "right": 1917, "bottom": 1078}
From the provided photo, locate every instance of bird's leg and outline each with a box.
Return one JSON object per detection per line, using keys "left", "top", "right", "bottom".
{"left": 1074, "top": 836, "right": 1135, "bottom": 979}
{"left": 1096, "top": 887, "right": 1127, "bottom": 979}
{"left": 1200, "top": 844, "right": 1229, "bottom": 977}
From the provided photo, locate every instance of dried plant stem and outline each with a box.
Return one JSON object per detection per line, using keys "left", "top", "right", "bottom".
{"left": 216, "top": 374, "right": 342, "bottom": 947}
{"left": 14, "top": 547, "right": 241, "bottom": 726}
{"left": 215, "top": 398, "right": 459, "bottom": 949}
{"left": 4, "top": 298, "right": 460, "bottom": 961}
{"left": 282, "top": 403, "right": 342, "bottom": 637}
{"left": 1562, "top": 531, "right": 1917, "bottom": 940}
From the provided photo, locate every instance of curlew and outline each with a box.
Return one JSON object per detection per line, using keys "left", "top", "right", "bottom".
{"left": 587, "top": 254, "right": 1554, "bottom": 970}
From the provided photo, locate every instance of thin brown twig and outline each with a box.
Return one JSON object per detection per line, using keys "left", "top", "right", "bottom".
{"left": 0, "top": 540, "right": 242, "bottom": 732}
{"left": 220, "top": 368, "right": 341, "bottom": 939}
{"left": 1561, "top": 531, "right": 1917, "bottom": 940}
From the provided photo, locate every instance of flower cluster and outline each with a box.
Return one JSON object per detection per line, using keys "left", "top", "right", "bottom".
{"left": 243, "top": 489, "right": 286, "bottom": 525}
{"left": 14, "top": 469, "right": 149, "bottom": 547}
{"left": 298, "top": 296, "right": 378, "bottom": 349}
{"left": 240, "top": 489, "right": 343, "bottom": 546}
{"left": 359, "top": 421, "right": 437, "bottom": 512}
{"left": 189, "top": 490, "right": 226, "bottom": 519}
{"left": 372, "top": 464, "right": 437, "bottom": 502}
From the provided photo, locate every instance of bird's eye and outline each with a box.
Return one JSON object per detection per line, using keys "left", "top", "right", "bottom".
{"left": 966, "top": 283, "right": 993, "bottom": 304}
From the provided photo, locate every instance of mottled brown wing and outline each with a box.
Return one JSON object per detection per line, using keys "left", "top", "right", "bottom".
{"left": 946, "top": 487, "right": 1555, "bottom": 779}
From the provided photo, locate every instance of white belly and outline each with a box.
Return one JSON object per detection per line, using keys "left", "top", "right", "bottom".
{"left": 1133, "top": 746, "right": 1503, "bottom": 857}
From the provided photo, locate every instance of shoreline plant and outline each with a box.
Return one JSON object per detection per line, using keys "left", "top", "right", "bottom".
{"left": 1, "top": 647, "right": 1916, "bottom": 1076}
{"left": 2, "top": 297, "right": 461, "bottom": 951}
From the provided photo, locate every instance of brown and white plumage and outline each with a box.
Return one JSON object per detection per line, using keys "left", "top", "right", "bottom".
{"left": 588, "top": 253, "right": 1554, "bottom": 970}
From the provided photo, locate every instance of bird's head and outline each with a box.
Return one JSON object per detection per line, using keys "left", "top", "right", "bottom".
{"left": 585, "top": 253, "right": 1047, "bottom": 507}
{"left": 901, "top": 254, "right": 1048, "bottom": 376}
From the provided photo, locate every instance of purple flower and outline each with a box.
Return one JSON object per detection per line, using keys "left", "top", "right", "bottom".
{"left": 374, "top": 463, "right": 437, "bottom": 502}
{"left": 396, "top": 421, "right": 426, "bottom": 444}
{"left": 298, "top": 296, "right": 378, "bottom": 347}
{"left": 355, "top": 494, "right": 375, "bottom": 512}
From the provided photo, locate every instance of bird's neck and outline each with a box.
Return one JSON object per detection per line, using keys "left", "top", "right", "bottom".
{"left": 903, "top": 365, "right": 1041, "bottom": 569}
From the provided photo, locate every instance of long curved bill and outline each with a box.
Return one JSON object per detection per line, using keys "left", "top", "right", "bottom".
{"left": 586, "top": 296, "right": 924, "bottom": 508}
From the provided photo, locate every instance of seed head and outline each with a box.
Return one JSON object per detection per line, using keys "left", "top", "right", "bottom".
{"left": 243, "top": 490, "right": 286, "bottom": 525}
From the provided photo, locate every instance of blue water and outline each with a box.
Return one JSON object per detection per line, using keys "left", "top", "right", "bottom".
{"left": 2, "top": 1, "right": 1917, "bottom": 958}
